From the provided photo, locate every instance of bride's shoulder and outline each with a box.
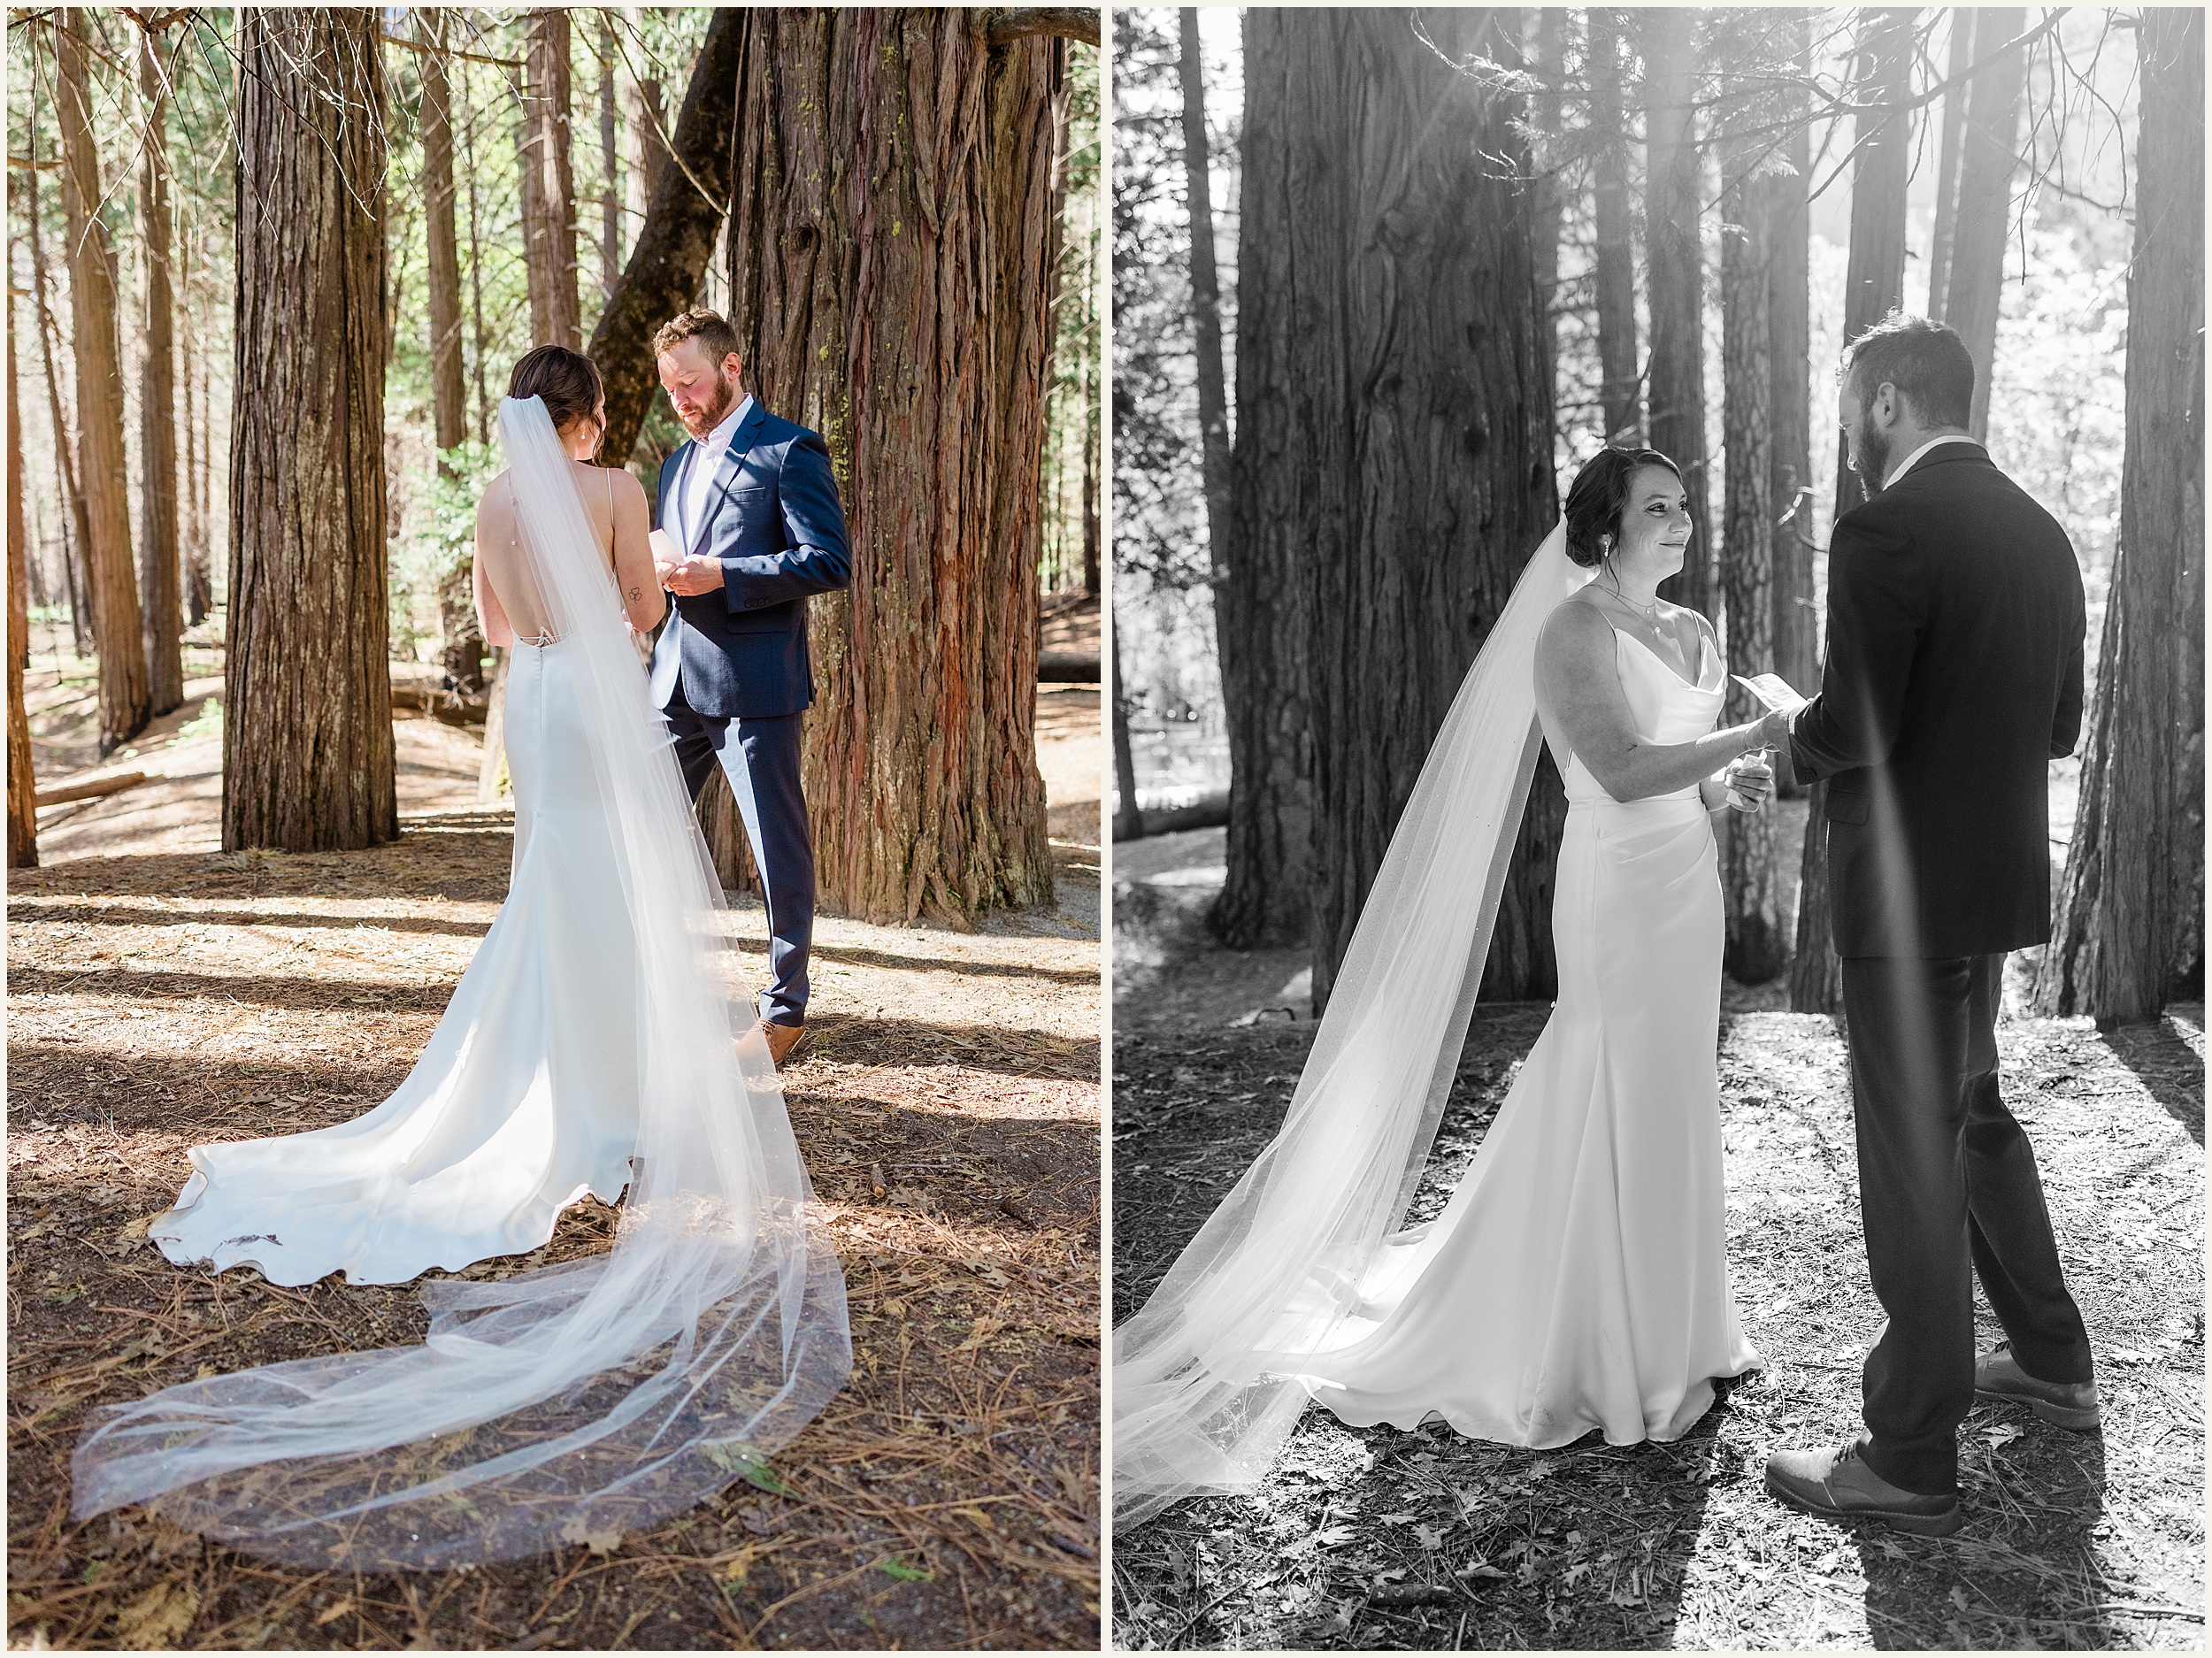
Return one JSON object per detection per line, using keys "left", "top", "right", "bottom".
{"left": 474, "top": 470, "right": 518, "bottom": 520}
{"left": 1539, "top": 592, "right": 1614, "bottom": 654}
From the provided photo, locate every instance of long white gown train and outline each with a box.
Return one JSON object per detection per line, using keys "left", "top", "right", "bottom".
{"left": 151, "top": 640, "right": 645, "bottom": 1286}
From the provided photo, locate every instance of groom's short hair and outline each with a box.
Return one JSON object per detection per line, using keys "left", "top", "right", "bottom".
{"left": 655, "top": 310, "right": 743, "bottom": 367}
{"left": 1842, "top": 312, "right": 1975, "bottom": 429}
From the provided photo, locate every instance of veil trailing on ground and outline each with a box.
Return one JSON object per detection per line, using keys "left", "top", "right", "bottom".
{"left": 71, "top": 396, "right": 851, "bottom": 1569}
{"left": 1112, "top": 521, "right": 1586, "bottom": 1527}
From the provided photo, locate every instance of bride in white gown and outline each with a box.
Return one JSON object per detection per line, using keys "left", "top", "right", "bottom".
{"left": 72, "top": 349, "right": 851, "bottom": 1569}
{"left": 1113, "top": 448, "right": 1797, "bottom": 1526}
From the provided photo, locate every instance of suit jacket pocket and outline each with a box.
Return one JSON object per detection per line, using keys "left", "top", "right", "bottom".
{"left": 1825, "top": 789, "right": 1870, "bottom": 825}
{"left": 726, "top": 597, "right": 803, "bottom": 635}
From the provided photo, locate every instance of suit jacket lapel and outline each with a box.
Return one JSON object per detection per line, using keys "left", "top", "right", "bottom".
{"left": 687, "top": 401, "right": 766, "bottom": 558}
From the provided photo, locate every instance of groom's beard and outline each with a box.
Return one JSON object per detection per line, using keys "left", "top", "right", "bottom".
{"left": 681, "top": 372, "right": 740, "bottom": 439}
{"left": 1853, "top": 417, "right": 1893, "bottom": 495}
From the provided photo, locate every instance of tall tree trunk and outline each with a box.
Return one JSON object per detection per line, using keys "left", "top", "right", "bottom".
{"left": 226, "top": 9, "right": 396, "bottom": 852}
{"left": 2035, "top": 9, "right": 2203, "bottom": 1020}
{"left": 179, "top": 224, "right": 209, "bottom": 627}
{"left": 1768, "top": 11, "right": 1816, "bottom": 767}
{"left": 599, "top": 12, "right": 621, "bottom": 301}
{"left": 722, "top": 10, "right": 1064, "bottom": 924}
{"left": 60, "top": 9, "right": 152, "bottom": 752}
{"left": 1239, "top": 10, "right": 1557, "bottom": 1009}
{"left": 1925, "top": 8, "right": 1973, "bottom": 318}
{"left": 1529, "top": 7, "right": 1565, "bottom": 398}
{"left": 1792, "top": 6, "right": 1915, "bottom": 1016}
{"left": 1590, "top": 9, "right": 1639, "bottom": 441}
{"left": 10, "top": 278, "right": 39, "bottom": 869}
{"left": 1942, "top": 6, "right": 2025, "bottom": 441}
{"left": 465, "top": 66, "right": 492, "bottom": 446}
{"left": 137, "top": 26, "right": 185, "bottom": 716}
{"left": 1642, "top": 9, "right": 1711, "bottom": 617}
{"left": 520, "top": 9, "right": 581, "bottom": 350}
{"left": 1209, "top": 9, "right": 1311, "bottom": 951}
{"left": 1110, "top": 611, "right": 1144, "bottom": 842}
{"left": 626, "top": 67, "right": 672, "bottom": 229}
{"left": 1179, "top": 6, "right": 1276, "bottom": 945}
{"left": 26, "top": 153, "right": 93, "bottom": 660}
{"left": 592, "top": 9, "right": 744, "bottom": 469}
{"left": 421, "top": 10, "right": 484, "bottom": 696}
{"left": 1718, "top": 134, "right": 1783, "bottom": 982}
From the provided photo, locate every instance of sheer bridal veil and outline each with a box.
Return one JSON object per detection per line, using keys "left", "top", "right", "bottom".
{"left": 1113, "top": 521, "right": 1586, "bottom": 1527}
{"left": 72, "top": 396, "right": 851, "bottom": 1568}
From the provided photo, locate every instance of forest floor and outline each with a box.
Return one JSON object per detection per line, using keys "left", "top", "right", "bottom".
{"left": 1110, "top": 826, "right": 2205, "bottom": 1652}
{"left": 7, "top": 635, "right": 1104, "bottom": 1652}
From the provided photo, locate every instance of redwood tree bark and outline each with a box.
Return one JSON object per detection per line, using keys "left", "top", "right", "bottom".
{"left": 1942, "top": 7, "right": 2025, "bottom": 442}
{"left": 225, "top": 9, "right": 397, "bottom": 853}
{"left": 10, "top": 278, "right": 38, "bottom": 869}
{"left": 2035, "top": 8, "right": 2203, "bottom": 1020}
{"left": 721, "top": 10, "right": 1064, "bottom": 924}
{"left": 1791, "top": 6, "right": 1914, "bottom": 1016}
{"left": 1589, "top": 9, "right": 1640, "bottom": 441}
{"left": 1529, "top": 7, "right": 1565, "bottom": 395}
{"left": 421, "top": 10, "right": 484, "bottom": 695}
{"left": 137, "top": 26, "right": 184, "bottom": 716}
{"left": 1210, "top": 7, "right": 1312, "bottom": 951}
{"left": 1240, "top": 10, "right": 1558, "bottom": 1009}
{"left": 520, "top": 9, "right": 582, "bottom": 351}
{"left": 59, "top": 10, "right": 151, "bottom": 751}
{"left": 1718, "top": 134, "right": 1784, "bottom": 983}
{"left": 1642, "top": 9, "right": 1711, "bottom": 616}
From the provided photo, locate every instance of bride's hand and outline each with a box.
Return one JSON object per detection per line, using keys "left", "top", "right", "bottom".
{"left": 1722, "top": 754, "right": 1775, "bottom": 813}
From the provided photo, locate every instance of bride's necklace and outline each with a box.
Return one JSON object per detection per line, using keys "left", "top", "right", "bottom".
{"left": 1600, "top": 582, "right": 1663, "bottom": 623}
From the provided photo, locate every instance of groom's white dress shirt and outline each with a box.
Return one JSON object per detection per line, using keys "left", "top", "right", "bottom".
{"left": 1882, "top": 433, "right": 1978, "bottom": 490}
{"left": 677, "top": 394, "right": 756, "bottom": 554}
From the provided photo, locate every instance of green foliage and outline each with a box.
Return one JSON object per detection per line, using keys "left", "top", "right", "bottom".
{"left": 703, "top": 1440, "right": 792, "bottom": 1495}
{"left": 390, "top": 442, "right": 503, "bottom": 663}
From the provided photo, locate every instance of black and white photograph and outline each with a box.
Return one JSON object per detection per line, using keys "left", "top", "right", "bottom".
{"left": 1110, "top": 6, "right": 2202, "bottom": 1649}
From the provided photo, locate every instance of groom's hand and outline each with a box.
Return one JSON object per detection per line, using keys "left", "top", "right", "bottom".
{"left": 661, "top": 554, "right": 726, "bottom": 596}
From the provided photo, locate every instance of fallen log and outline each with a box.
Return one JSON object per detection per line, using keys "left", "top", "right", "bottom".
{"left": 35, "top": 770, "right": 147, "bottom": 809}
{"left": 1039, "top": 650, "right": 1101, "bottom": 684}
{"left": 390, "top": 685, "right": 489, "bottom": 726}
{"left": 1112, "top": 784, "right": 1231, "bottom": 841}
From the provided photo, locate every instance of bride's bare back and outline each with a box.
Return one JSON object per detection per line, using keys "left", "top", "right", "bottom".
{"left": 473, "top": 459, "right": 663, "bottom": 645}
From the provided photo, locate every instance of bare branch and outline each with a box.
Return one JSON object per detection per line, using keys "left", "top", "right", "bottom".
{"left": 988, "top": 8, "right": 1100, "bottom": 50}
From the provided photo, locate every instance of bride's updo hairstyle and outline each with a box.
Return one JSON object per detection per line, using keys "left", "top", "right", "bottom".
{"left": 1563, "top": 445, "right": 1684, "bottom": 568}
{"left": 507, "top": 344, "right": 604, "bottom": 439}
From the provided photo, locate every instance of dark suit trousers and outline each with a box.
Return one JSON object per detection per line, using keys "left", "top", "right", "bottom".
{"left": 663, "top": 683, "right": 814, "bottom": 1027}
{"left": 1842, "top": 952, "right": 2093, "bottom": 1495}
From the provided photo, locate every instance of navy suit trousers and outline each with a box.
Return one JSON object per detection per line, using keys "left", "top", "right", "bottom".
{"left": 663, "top": 681, "right": 814, "bottom": 1027}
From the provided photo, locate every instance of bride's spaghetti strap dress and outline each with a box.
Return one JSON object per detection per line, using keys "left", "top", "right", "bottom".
{"left": 1298, "top": 621, "right": 1762, "bottom": 1446}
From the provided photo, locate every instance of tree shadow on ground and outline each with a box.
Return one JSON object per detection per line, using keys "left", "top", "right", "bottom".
{"left": 1853, "top": 1421, "right": 2118, "bottom": 1649}
{"left": 2098, "top": 1011, "right": 2205, "bottom": 1148}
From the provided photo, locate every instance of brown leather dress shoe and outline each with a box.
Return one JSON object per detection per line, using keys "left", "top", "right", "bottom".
{"left": 1977, "top": 1344, "right": 2101, "bottom": 1430}
{"left": 755, "top": 1020, "right": 807, "bottom": 1066}
{"left": 1764, "top": 1439, "right": 1963, "bottom": 1536}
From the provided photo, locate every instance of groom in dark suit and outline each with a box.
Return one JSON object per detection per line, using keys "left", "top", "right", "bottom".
{"left": 649, "top": 310, "right": 851, "bottom": 1064}
{"left": 1765, "top": 315, "right": 2094, "bottom": 1536}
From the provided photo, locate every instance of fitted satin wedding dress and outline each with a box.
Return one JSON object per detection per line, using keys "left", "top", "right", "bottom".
{"left": 1298, "top": 620, "right": 1760, "bottom": 1444}
{"left": 73, "top": 396, "right": 850, "bottom": 1570}
{"left": 149, "top": 641, "right": 644, "bottom": 1286}
{"left": 1113, "top": 523, "right": 1757, "bottom": 1527}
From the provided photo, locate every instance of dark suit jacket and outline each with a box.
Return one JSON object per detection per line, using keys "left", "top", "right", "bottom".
{"left": 1786, "top": 442, "right": 2085, "bottom": 959}
{"left": 649, "top": 399, "right": 852, "bottom": 719}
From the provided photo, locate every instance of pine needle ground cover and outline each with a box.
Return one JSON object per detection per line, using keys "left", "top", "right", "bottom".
{"left": 8, "top": 683, "right": 1103, "bottom": 1649}
{"left": 1110, "top": 1002, "right": 2203, "bottom": 1652}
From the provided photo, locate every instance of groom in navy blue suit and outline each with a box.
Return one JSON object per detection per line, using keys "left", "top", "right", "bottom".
{"left": 649, "top": 311, "right": 851, "bottom": 1062}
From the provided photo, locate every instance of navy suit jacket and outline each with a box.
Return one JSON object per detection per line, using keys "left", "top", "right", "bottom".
{"left": 649, "top": 400, "right": 852, "bottom": 718}
{"left": 1786, "top": 443, "right": 2085, "bottom": 959}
